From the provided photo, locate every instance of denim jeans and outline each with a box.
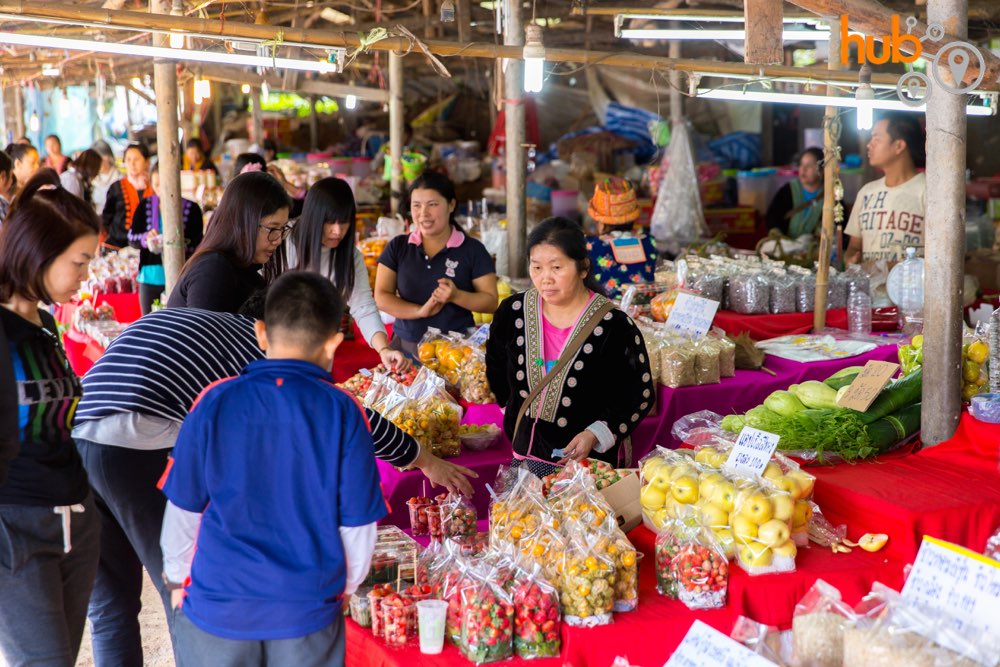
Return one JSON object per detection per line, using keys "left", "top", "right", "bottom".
{"left": 75, "top": 440, "right": 173, "bottom": 667}
{"left": 0, "top": 492, "right": 101, "bottom": 667}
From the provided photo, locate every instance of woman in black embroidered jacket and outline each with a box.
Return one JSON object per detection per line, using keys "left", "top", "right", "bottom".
{"left": 485, "top": 217, "right": 654, "bottom": 478}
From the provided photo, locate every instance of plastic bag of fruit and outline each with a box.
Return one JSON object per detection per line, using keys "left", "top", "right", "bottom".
{"left": 962, "top": 329, "right": 990, "bottom": 403}
{"left": 384, "top": 367, "right": 463, "bottom": 458}
{"left": 601, "top": 529, "right": 640, "bottom": 613}
{"left": 442, "top": 559, "right": 477, "bottom": 645}
{"left": 513, "top": 564, "right": 561, "bottom": 660}
{"left": 671, "top": 519, "right": 728, "bottom": 611}
{"left": 440, "top": 493, "right": 478, "bottom": 539}
{"left": 416, "top": 327, "right": 449, "bottom": 374}
{"left": 986, "top": 527, "right": 1000, "bottom": 561}
{"left": 489, "top": 468, "right": 551, "bottom": 546}
{"left": 457, "top": 344, "right": 496, "bottom": 404}
{"left": 558, "top": 526, "right": 617, "bottom": 627}
{"left": 730, "top": 476, "right": 797, "bottom": 575}
{"left": 654, "top": 520, "right": 684, "bottom": 599}
{"left": 517, "top": 520, "right": 567, "bottom": 581}
{"left": 638, "top": 447, "right": 702, "bottom": 531}
{"left": 546, "top": 461, "right": 618, "bottom": 533}
{"left": 541, "top": 458, "right": 624, "bottom": 497}
{"left": 459, "top": 562, "right": 515, "bottom": 664}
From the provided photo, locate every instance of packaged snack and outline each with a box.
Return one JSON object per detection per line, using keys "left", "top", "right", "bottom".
{"left": 367, "top": 583, "right": 395, "bottom": 639}
{"left": 381, "top": 592, "right": 416, "bottom": 647}
{"left": 440, "top": 493, "right": 478, "bottom": 539}
{"left": 349, "top": 592, "right": 372, "bottom": 628}
{"left": 826, "top": 271, "right": 848, "bottom": 310}
{"left": 408, "top": 496, "right": 433, "bottom": 536}
{"left": 513, "top": 566, "right": 561, "bottom": 660}
{"left": 558, "top": 528, "right": 617, "bottom": 627}
{"left": 730, "top": 476, "right": 797, "bottom": 575}
{"left": 796, "top": 272, "right": 817, "bottom": 313}
{"left": 672, "top": 523, "right": 728, "bottom": 610}
{"left": 713, "top": 331, "right": 737, "bottom": 378}
{"left": 792, "top": 579, "right": 855, "bottom": 667}
{"left": 694, "top": 338, "right": 721, "bottom": 386}
{"left": 459, "top": 563, "right": 515, "bottom": 664}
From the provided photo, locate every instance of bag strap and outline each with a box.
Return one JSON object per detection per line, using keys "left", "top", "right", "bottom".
{"left": 513, "top": 300, "right": 615, "bottom": 440}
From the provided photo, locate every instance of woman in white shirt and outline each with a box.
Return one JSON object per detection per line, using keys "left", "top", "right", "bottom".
{"left": 288, "top": 176, "right": 409, "bottom": 371}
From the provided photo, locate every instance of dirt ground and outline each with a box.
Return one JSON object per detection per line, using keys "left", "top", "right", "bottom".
{"left": 0, "top": 574, "right": 176, "bottom": 667}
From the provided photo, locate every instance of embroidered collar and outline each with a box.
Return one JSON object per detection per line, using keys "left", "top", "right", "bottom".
{"left": 407, "top": 226, "right": 465, "bottom": 248}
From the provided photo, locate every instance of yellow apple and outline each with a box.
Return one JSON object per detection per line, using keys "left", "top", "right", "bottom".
{"left": 700, "top": 503, "right": 729, "bottom": 528}
{"left": 640, "top": 485, "right": 667, "bottom": 511}
{"left": 757, "top": 519, "right": 791, "bottom": 548}
{"left": 709, "top": 481, "right": 736, "bottom": 513}
{"left": 741, "top": 541, "right": 774, "bottom": 568}
{"left": 649, "top": 473, "right": 671, "bottom": 493}
{"left": 770, "top": 493, "right": 795, "bottom": 522}
{"left": 731, "top": 515, "right": 759, "bottom": 544}
{"left": 713, "top": 528, "right": 736, "bottom": 558}
{"left": 652, "top": 508, "right": 670, "bottom": 529}
{"left": 762, "top": 463, "right": 784, "bottom": 482}
{"left": 662, "top": 496, "right": 682, "bottom": 519}
{"left": 670, "top": 464, "right": 697, "bottom": 481}
{"left": 772, "top": 540, "right": 798, "bottom": 559}
{"left": 642, "top": 458, "right": 668, "bottom": 480}
{"left": 787, "top": 470, "right": 815, "bottom": 499}
{"left": 694, "top": 447, "right": 720, "bottom": 466}
{"left": 671, "top": 475, "right": 700, "bottom": 505}
{"left": 773, "top": 475, "right": 801, "bottom": 499}
{"left": 708, "top": 451, "right": 728, "bottom": 467}
{"left": 699, "top": 472, "right": 726, "bottom": 501}
{"left": 792, "top": 501, "right": 814, "bottom": 530}
{"left": 738, "top": 492, "right": 774, "bottom": 525}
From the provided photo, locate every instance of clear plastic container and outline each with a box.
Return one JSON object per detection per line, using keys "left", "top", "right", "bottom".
{"left": 848, "top": 291, "right": 872, "bottom": 336}
{"left": 889, "top": 247, "right": 925, "bottom": 334}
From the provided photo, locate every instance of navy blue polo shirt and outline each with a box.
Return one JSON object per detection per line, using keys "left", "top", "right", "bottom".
{"left": 378, "top": 228, "right": 495, "bottom": 342}
{"left": 162, "top": 358, "right": 386, "bottom": 641}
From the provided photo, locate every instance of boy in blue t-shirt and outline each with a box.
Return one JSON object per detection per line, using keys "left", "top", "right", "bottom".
{"left": 160, "top": 272, "right": 387, "bottom": 666}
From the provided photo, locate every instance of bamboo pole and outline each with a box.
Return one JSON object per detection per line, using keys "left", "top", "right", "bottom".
{"left": 571, "top": 6, "right": 816, "bottom": 19}
{"left": 12, "top": 84, "right": 23, "bottom": 140}
{"left": 250, "top": 86, "right": 264, "bottom": 146}
{"left": 308, "top": 94, "right": 318, "bottom": 152}
{"left": 0, "top": 2, "right": 932, "bottom": 89}
{"left": 389, "top": 50, "right": 404, "bottom": 216}
{"left": 151, "top": 0, "right": 185, "bottom": 295}
{"left": 922, "top": 0, "right": 967, "bottom": 445}
{"left": 813, "top": 19, "right": 843, "bottom": 331}
{"left": 504, "top": 0, "right": 527, "bottom": 280}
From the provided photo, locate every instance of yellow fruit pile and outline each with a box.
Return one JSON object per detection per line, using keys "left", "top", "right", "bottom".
{"left": 962, "top": 339, "right": 990, "bottom": 402}
{"left": 729, "top": 476, "right": 798, "bottom": 574}
{"left": 473, "top": 279, "right": 511, "bottom": 325}
{"left": 360, "top": 237, "right": 389, "bottom": 289}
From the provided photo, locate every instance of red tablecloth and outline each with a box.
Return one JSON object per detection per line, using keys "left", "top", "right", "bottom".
{"left": 60, "top": 293, "right": 143, "bottom": 376}
{"left": 713, "top": 309, "right": 849, "bottom": 341}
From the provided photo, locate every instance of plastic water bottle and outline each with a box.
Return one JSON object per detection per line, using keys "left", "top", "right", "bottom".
{"left": 848, "top": 291, "right": 872, "bottom": 336}
{"left": 897, "top": 247, "right": 924, "bottom": 334}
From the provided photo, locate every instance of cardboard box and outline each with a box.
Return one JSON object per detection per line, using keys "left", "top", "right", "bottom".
{"left": 600, "top": 471, "right": 642, "bottom": 533}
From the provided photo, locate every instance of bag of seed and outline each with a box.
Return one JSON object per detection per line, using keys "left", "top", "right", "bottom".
{"left": 792, "top": 579, "right": 855, "bottom": 667}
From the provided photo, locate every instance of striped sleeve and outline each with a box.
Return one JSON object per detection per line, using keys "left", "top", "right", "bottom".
{"left": 363, "top": 407, "right": 419, "bottom": 468}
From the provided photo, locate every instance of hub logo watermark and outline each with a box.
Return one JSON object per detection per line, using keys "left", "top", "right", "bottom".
{"left": 839, "top": 15, "right": 986, "bottom": 106}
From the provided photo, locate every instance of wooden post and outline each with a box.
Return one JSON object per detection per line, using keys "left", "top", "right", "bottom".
{"left": 251, "top": 86, "right": 264, "bottom": 146}
{"left": 922, "top": 0, "right": 968, "bottom": 445}
{"left": 744, "top": 0, "right": 784, "bottom": 65}
{"left": 504, "top": 0, "right": 527, "bottom": 280}
{"left": 669, "top": 29, "right": 682, "bottom": 123}
{"left": 12, "top": 84, "right": 24, "bottom": 140}
{"left": 457, "top": 0, "right": 471, "bottom": 44}
{"left": 308, "top": 94, "right": 319, "bottom": 152}
{"left": 813, "top": 19, "right": 843, "bottom": 330}
{"left": 389, "top": 50, "right": 404, "bottom": 216}
{"left": 151, "top": 0, "right": 184, "bottom": 295}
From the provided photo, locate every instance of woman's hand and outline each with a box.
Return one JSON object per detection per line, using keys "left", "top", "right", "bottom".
{"left": 432, "top": 278, "right": 457, "bottom": 304}
{"left": 419, "top": 454, "right": 478, "bottom": 496}
{"left": 558, "top": 430, "right": 599, "bottom": 465}
{"left": 379, "top": 347, "right": 410, "bottom": 372}
{"left": 417, "top": 295, "right": 445, "bottom": 319}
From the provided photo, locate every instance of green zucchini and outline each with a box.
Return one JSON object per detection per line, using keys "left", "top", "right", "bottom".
{"left": 826, "top": 366, "right": 866, "bottom": 381}
{"left": 859, "top": 369, "right": 922, "bottom": 424}
{"left": 825, "top": 373, "right": 859, "bottom": 391}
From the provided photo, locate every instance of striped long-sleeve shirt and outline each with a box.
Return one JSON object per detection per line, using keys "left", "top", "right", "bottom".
{"left": 74, "top": 307, "right": 419, "bottom": 468}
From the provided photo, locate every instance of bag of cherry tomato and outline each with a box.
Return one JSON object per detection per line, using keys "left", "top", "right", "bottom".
{"left": 367, "top": 584, "right": 395, "bottom": 639}
{"left": 513, "top": 565, "right": 561, "bottom": 660}
{"left": 380, "top": 592, "right": 417, "bottom": 647}
{"left": 440, "top": 493, "right": 478, "bottom": 539}
{"left": 671, "top": 524, "right": 728, "bottom": 611}
{"left": 459, "top": 563, "right": 515, "bottom": 664}
{"left": 558, "top": 527, "right": 617, "bottom": 628}
{"left": 654, "top": 525, "right": 682, "bottom": 599}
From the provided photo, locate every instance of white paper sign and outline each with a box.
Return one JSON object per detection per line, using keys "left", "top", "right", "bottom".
{"left": 901, "top": 536, "right": 1000, "bottom": 657}
{"left": 724, "top": 427, "right": 780, "bottom": 477}
{"left": 664, "top": 291, "right": 720, "bottom": 339}
{"left": 467, "top": 323, "right": 490, "bottom": 347}
{"left": 664, "top": 620, "right": 777, "bottom": 667}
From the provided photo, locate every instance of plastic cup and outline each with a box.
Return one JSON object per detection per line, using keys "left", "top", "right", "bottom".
{"left": 416, "top": 600, "right": 448, "bottom": 655}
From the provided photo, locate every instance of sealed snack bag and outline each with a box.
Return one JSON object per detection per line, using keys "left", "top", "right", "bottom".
{"left": 440, "top": 493, "right": 478, "bottom": 539}
{"left": 459, "top": 562, "right": 515, "bottom": 664}
{"left": 558, "top": 527, "right": 617, "bottom": 627}
{"left": 730, "top": 476, "right": 797, "bottom": 575}
{"left": 513, "top": 564, "right": 561, "bottom": 660}
{"left": 670, "top": 509, "right": 728, "bottom": 610}
{"left": 792, "top": 579, "right": 856, "bottom": 667}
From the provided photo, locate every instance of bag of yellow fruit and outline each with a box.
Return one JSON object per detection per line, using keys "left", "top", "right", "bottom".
{"left": 517, "top": 520, "right": 567, "bottom": 582}
{"left": 546, "top": 460, "right": 618, "bottom": 534}
{"left": 590, "top": 527, "right": 640, "bottom": 613}
{"left": 416, "top": 327, "right": 449, "bottom": 372}
{"left": 961, "top": 329, "right": 990, "bottom": 403}
{"left": 385, "top": 367, "right": 463, "bottom": 458}
{"left": 457, "top": 345, "right": 496, "bottom": 404}
{"left": 638, "top": 447, "right": 703, "bottom": 531}
{"left": 488, "top": 467, "right": 550, "bottom": 547}
{"left": 729, "top": 475, "right": 797, "bottom": 575}
{"left": 558, "top": 525, "right": 617, "bottom": 628}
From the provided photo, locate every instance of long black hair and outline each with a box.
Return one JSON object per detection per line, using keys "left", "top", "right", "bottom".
{"left": 179, "top": 171, "right": 290, "bottom": 282}
{"left": 526, "top": 216, "right": 606, "bottom": 297}
{"left": 292, "top": 177, "right": 357, "bottom": 299}
{"left": 234, "top": 152, "right": 267, "bottom": 175}
{"left": 406, "top": 171, "right": 458, "bottom": 228}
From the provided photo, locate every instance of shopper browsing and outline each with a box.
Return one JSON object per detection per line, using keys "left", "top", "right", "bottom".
{"left": 43, "top": 134, "right": 70, "bottom": 174}
{"left": 90, "top": 140, "right": 121, "bottom": 216}
{"left": 0, "top": 170, "right": 102, "bottom": 667}
{"left": 845, "top": 113, "right": 926, "bottom": 265}
{"left": 101, "top": 143, "right": 151, "bottom": 250}
{"left": 161, "top": 273, "right": 387, "bottom": 666}
{"left": 5, "top": 142, "right": 40, "bottom": 197}
{"left": 375, "top": 172, "right": 498, "bottom": 357}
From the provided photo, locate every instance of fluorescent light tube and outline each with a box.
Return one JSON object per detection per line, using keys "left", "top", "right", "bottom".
{"left": 696, "top": 88, "right": 995, "bottom": 116}
{"left": 619, "top": 28, "right": 832, "bottom": 41}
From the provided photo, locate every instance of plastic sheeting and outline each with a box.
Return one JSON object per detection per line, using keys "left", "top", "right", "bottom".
{"left": 650, "top": 121, "right": 708, "bottom": 250}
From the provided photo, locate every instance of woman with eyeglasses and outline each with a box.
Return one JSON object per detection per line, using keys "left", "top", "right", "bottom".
{"left": 288, "top": 177, "right": 409, "bottom": 371}
{"left": 167, "top": 171, "right": 291, "bottom": 313}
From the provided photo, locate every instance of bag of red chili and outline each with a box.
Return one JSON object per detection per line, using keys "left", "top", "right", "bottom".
{"left": 513, "top": 564, "right": 561, "bottom": 660}
{"left": 671, "top": 522, "right": 728, "bottom": 611}
{"left": 459, "top": 562, "right": 515, "bottom": 664}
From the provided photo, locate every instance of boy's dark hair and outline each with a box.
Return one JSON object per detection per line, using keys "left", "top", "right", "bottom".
{"left": 882, "top": 112, "right": 926, "bottom": 169}
{"left": 264, "top": 272, "right": 344, "bottom": 349}
{"left": 237, "top": 289, "right": 268, "bottom": 321}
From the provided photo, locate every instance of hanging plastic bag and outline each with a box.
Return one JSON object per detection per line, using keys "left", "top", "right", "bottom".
{"left": 650, "top": 121, "right": 709, "bottom": 249}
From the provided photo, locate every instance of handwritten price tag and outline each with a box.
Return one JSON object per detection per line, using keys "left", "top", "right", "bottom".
{"left": 664, "top": 620, "right": 778, "bottom": 667}
{"left": 724, "top": 427, "right": 780, "bottom": 478}
{"left": 900, "top": 536, "right": 1000, "bottom": 659}
{"left": 836, "top": 360, "right": 900, "bottom": 412}
{"left": 664, "top": 292, "right": 721, "bottom": 340}
{"left": 610, "top": 237, "right": 648, "bottom": 264}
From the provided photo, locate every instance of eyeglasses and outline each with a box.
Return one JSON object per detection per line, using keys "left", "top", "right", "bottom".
{"left": 258, "top": 223, "right": 294, "bottom": 242}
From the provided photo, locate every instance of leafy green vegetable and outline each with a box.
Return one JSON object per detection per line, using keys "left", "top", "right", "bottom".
{"left": 866, "top": 403, "right": 921, "bottom": 452}
{"left": 720, "top": 415, "right": 745, "bottom": 433}
{"left": 824, "top": 373, "right": 859, "bottom": 391}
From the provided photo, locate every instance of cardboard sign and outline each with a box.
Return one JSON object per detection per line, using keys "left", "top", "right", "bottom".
{"left": 664, "top": 292, "right": 721, "bottom": 339}
{"left": 900, "top": 536, "right": 1000, "bottom": 658}
{"left": 664, "top": 620, "right": 778, "bottom": 667}
{"left": 610, "top": 237, "right": 648, "bottom": 264}
{"left": 724, "top": 427, "right": 780, "bottom": 478}
{"left": 836, "top": 360, "right": 901, "bottom": 412}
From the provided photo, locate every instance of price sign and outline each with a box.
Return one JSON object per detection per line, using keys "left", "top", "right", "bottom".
{"left": 664, "top": 292, "right": 720, "bottom": 340}
{"left": 836, "top": 360, "right": 900, "bottom": 412}
{"left": 610, "top": 237, "right": 648, "bottom": 264}
{"left": 664, "top": 620, "right": 778, "bottom": 667}
{"left": 901, "top": 536, "right": 1000, "bottom": 658}
{"left": 467, "top": 324, "right": 491, "bottom": 347}
{"left": 724, "top": 427, "right": 780, "bottom": 478}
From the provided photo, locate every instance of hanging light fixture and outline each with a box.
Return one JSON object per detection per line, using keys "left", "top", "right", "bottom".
{"left": 193, "top": 76, "right": 210, "bottom": 104}
{"left": 241, "top": 83, "right": 251, "bottom": 94}
{"left": 522, "top": 24, "right": 545, "bottom": 93}
{"left": 440, "top": 0, "right": 456, "bottom": 22}
{"left": 261, "top": 81, "right": 269, "bottom": 98}
{"left": 41, "top": 65, "right": 60, "bottom": 77}
{"left": 169, "top": 0, "right": 186, "bottom": 49}
{"left": 28, "top": 111, "right": 40, "bottom": 132}
{"left": 855, "top": 64, "right": 875, "bottom": 131}
{"left": 130, "top": 76, "right": 143, "bottom": 88}
{"left": 345, "top": 94, "right": 357, "bottom": 110}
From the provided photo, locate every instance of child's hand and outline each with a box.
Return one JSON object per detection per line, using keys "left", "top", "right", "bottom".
{"left": 171, "top": 589, "right": 184, "bottom": 610}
